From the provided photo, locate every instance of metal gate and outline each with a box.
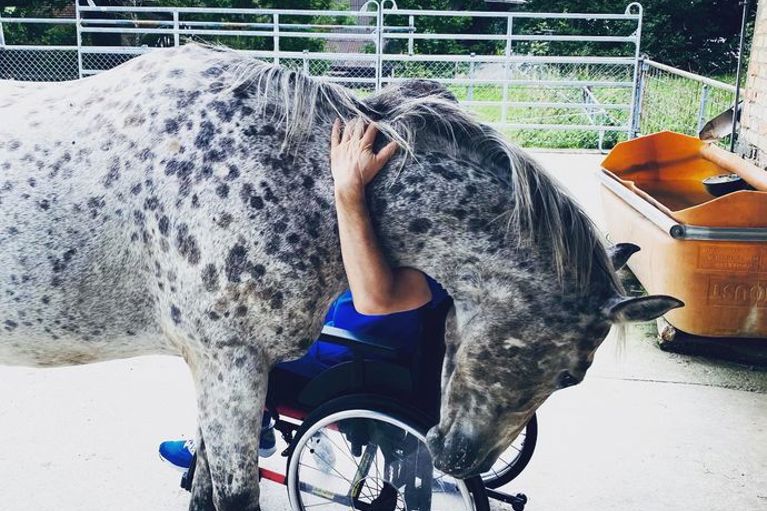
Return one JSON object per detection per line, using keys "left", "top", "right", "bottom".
{"left": 0, "top": 1, "right": 643, "bottom": 148}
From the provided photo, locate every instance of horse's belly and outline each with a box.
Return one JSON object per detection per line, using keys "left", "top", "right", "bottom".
{"left": 0, "top": 331, "right": 175, "bottom": 368}
{"left": 0, "top": 196, "right": 169, "bottom": 367}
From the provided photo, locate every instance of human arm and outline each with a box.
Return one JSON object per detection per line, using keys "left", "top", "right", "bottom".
{"left": 330, "top": 118, "right": 432, "bottom": 315}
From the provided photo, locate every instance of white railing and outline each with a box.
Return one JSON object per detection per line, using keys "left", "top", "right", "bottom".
{"left": 0, "top": 0, "right": 644, "bottom": 149}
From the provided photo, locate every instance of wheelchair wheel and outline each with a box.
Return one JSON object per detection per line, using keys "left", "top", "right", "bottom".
{"left": 287, "top": 395, "right": 489, "bottom": 511}
{"left": 480, "top": 413, "right": 537, "bottom": 489}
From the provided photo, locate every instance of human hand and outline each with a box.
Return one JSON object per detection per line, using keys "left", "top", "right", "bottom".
{"left": 330, "top": 118, "right": 398, "bottom": 203}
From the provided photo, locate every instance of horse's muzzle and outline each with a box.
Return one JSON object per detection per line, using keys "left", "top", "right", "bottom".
{"left": 426, "top": 425, "right": 491, "bottom": 479}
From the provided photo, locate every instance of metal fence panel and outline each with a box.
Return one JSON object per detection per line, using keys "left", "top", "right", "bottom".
{"left": 0, "top": 0, "right": 647, "bottom": 149}
{"left": 638, "top": 59, "right": 738, "bottom": 144}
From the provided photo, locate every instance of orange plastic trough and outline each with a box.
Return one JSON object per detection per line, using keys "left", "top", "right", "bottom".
{"left": 599, "top": 131, "right": 767, "bottom": 339}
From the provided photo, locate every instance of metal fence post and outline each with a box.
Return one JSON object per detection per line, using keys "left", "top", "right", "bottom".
{"left": 302, "top": 49, "right": 308, "bottom": 74}
{"left": 375, "top": 2, "right": 383, "bottom": 91}
{"left": 0, "top": 14, "right": 6, "bottom": 46}
{"left": 627, "top": 2, "right": 643, "bottom": 139}
{"left": 173, "top": 11, "right": 180, "bottom": 47}
{"left": 75, "top": 0, "right": 83, "bottom": 79}
{"left": 696, "top": 83, "right": 710, "bottom": 134}
{"left": 502, "top": 15, "right": 513, "bottom": 125}
{"left": 407, "top": 14, "right": 414, "bottom": 55}
{"left": 273, "top": 13, "right": 279, "bottom": 65}
{"left": 468, "top": 52, "right": 475, "bottom": 101}
{"left": 630, "top": 58, "right": 648, "bottom": 138}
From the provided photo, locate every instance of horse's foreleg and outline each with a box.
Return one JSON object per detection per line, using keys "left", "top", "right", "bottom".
{"left": 193, "top": 347, "right": 269, "bottom": 511}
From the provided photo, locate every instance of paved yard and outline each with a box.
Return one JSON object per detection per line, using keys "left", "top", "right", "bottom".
{"left": 0, "top": 151, "right": 765, "bottom": 511}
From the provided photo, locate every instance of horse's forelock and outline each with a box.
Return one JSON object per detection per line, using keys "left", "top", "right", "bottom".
{"left": 216, "top": 47, "right": 621, "bottom": 296}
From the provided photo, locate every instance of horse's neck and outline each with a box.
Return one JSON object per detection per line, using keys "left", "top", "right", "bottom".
{"left": 366, "top": 160, "right": 510, "bottom": 288}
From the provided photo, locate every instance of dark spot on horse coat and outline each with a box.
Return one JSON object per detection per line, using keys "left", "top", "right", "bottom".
{"left": 433, "top": 164, "right": 460, "bottom": 181}
{"left": 63, "top": 248, "right": 76, "bottom": 263}
{"left": 4, "top": 320, "right": 18, "bottom": 331}
{"left": 164, "top": 119, "right": 180, "bottom": 134}
{"left": 240, "top": 182, "right": 265, "bottom": 210}
{"left": 270, "top": 291, "right": 284, "bottom": 310}
{"left": 175, "top": 224, "right": 201, "bottom": 265}
{"left": 195, "top": 121, "right": 216, "bottom": 150}
{"left": 216, "top": 213, "right": 233, "bottom": 229}
{"left": 225, "top": 166, "right": 240, "bottom": 181}
{"left": 265, "top": 237, "right": 280, "bottom": 255}
{"left": 216, "top": 183, "right": 229, "bottom": 198}
{"left": 201, "top": 264, "right": 219, "bottom": 292}
{"left": 203, "top": 66, "right": 224, "bottom": 77}
{"left": 104, "top": 158, "right": 120, "bottom": 188}
{"left": 170, "top": 305, "right": 182, "bottom": 324}
{"left": 209, "top": 100, "right": 237, "bottom": 122}
{"left": 39, "top": 199, "right": 50, "bottom": 211}
{"left": 261, "top": 183, "right": 277, "bottom": 203}
{"left": 138, "top": 148, "right": 155, "bottom": 161}
{"left": 225, "top": 244, "right": 248, "bottom": 283}
{"left": 252, "top": 264, "right": 265, "bottom": 278}
{"left": 133, "top": 210, "right": 146, "bottom": 227}
{"left": 250, "top": 196, "right": 264, "bottom": 209}
{"left": 130, "top": 182, "right": 143, "bottom": 195}
{"left": 176, "top": 90, "right": 201, "bottom": 110}
{"left": 408, "top": 218, "right": 432, "bottom": 234}
{"left": 235, "top": 304, "right": 248, "bottom": 317}
{"left": 144, "top": 196, "right": 159, "bottom": 210}
{"left": 158, "top": 215, "right": 170, "bottom": 236}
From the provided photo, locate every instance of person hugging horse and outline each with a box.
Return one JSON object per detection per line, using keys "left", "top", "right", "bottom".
{"left": 158, "top": 118, "right": 449, "bottom": 470}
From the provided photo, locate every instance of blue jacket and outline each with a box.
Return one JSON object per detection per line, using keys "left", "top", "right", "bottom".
{"left": 278, "top": 275, "right": 449, "bottom": 376}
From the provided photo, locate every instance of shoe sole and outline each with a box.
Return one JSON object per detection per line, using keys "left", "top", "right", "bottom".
{"left": 159, "top": 447, "right": 276, "bottom": 467}
{"left": 159, "top": 453, "right": 191, "bottom": 473}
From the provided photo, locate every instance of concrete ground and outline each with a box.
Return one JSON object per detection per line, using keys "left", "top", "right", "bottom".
{"left": 0, "top": 151, "right": 765, "bottom": 511}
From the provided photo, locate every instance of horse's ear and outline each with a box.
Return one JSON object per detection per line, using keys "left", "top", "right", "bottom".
{"left": 607, "top": 243, "right": 640, "bottom": 270}
{"left": 603, "top": 295, "right": 684, "bottom": 323}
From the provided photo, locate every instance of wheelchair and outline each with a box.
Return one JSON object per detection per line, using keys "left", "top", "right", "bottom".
{"left": 182, "top": 299, "right": 535, "bottom": 511}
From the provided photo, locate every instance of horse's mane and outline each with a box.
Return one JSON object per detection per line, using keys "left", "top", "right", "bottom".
{"left": 215, "top": 47, "right": 621, "bottom": 295}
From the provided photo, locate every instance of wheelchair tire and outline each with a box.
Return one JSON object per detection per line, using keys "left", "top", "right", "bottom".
{"left": 480, "top": 413, "right": 538, "bottom": 489}
{"left": 286, "top": 394, "right": 490, "bottom": 511}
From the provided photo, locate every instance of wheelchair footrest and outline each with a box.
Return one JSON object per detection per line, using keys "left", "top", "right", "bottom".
{"left": 486, "top": 488, "right": 527, "bottom": 511}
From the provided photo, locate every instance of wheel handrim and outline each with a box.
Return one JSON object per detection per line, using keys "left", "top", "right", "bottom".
{"left": 287, "top": 409, "right": 476, "bottom": 511}
{"left": 480, "top": 430, "right": 526, "bottom": 483}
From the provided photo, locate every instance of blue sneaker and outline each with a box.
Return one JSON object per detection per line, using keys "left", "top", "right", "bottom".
{"left": 159, "top": 439, "right": 196, "bottom": 471}
{"left": 159, "top": 419, "right": 277, "bottom": 470}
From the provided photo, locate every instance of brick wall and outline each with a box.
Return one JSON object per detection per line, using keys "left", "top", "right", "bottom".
{"left": 740, "top": 0, "right": 767, "bottom": 164}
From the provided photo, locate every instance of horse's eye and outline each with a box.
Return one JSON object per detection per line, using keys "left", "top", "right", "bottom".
{"left": 558, "top": 371, "right": 579, "bottom": 389}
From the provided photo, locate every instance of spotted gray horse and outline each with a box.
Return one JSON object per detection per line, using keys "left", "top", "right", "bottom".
{"left": 0, "top": 44, "right": 682, "bottom": 510}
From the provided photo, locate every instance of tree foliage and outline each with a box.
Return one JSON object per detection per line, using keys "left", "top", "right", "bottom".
{"left": 520, "top": 0, "right": 757, "bottom": 75}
